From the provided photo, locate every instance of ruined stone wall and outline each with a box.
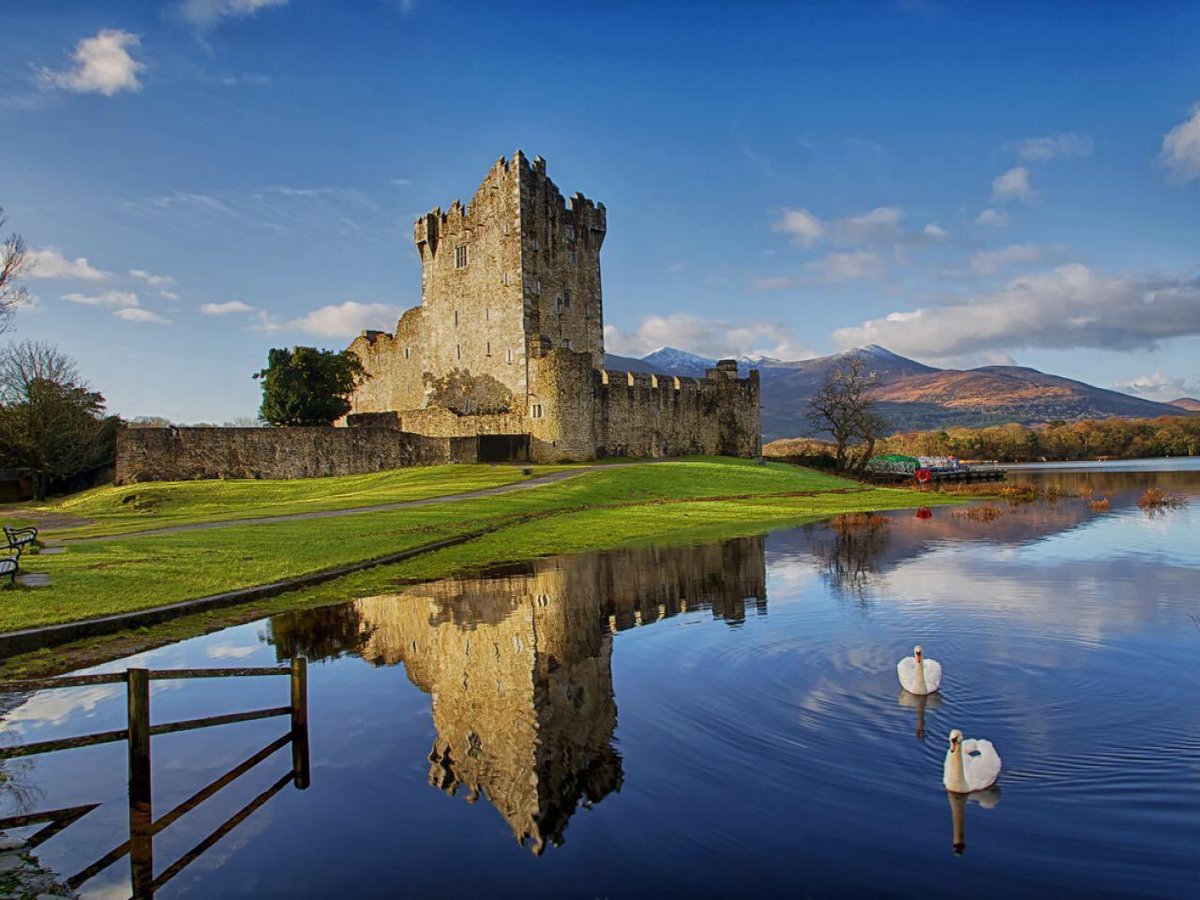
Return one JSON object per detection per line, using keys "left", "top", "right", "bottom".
{"left": 416, "top": 156, "right": 529, "bottom": 403}
{"left": 115, "top": 426, "right": 461, "bottom": 483}
{"left": 526, "top": 347, "right": 597, "bottom": 462}
{"left": 593, "top": 364, "right": 761, "bottom": 458}
{"left": 519, "top": 156, "right": 607, "bottom": 367}
{"left": 339, "top": 152, "right": 761, "bottom": 464}
{"left": 345, "top": 308, "right": 426, "bottom": 416}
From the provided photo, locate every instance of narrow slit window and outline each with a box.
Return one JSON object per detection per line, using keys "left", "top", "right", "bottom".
{"left": 456, "top": 344, "right": 462, "bottom": 361}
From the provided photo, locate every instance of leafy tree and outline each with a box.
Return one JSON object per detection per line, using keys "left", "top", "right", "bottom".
{"left": 0, "top": 341, "right": 118, "bottom": 500}
{"left": 424, "top": 368, "right": 512, "bottom": 415}
{"left": 807, "top": 357, "right": 889, "bottom": 472}
{"left": 254, "top": 346, "right": 368, "bottom": 426}
{"left": 0, "top": 208, "right": 31, "bottom": 334}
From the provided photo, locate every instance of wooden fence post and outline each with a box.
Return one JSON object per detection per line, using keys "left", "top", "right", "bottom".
{"left": 126, "top": 668, "right": 154, "bottom": 898}
{"left": 290, "top": 657, "right": 310, "bottom": 790}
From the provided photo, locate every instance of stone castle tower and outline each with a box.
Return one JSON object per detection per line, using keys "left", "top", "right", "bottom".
{"left": 344, "top": 152, "right": 761, "bottom": 463}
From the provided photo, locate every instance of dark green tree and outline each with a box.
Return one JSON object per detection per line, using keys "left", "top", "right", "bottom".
{"left": 0, "top": 341, "right": 118, "bottom": 499}
{"left": 254, "top": 346, "right": 368, "bottom": 426}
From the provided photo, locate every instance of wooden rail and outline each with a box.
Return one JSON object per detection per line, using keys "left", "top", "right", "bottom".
{"left": 0, "top": 659, "right": 310, "bottom": 898}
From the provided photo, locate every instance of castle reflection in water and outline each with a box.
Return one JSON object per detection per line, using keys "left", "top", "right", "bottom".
{"left": 268, "top": 537, "right": 767, "bottom": 854}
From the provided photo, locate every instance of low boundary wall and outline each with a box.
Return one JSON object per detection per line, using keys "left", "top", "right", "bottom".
{"left": 115, "top": 427, "right": 478, "bottom": 484}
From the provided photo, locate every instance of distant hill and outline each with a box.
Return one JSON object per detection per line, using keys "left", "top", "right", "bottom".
{"left": 603, "top": 345, "right": 1193, "bottom": 441}
{"left": 1169, "top": 397, "right": 1200, "bottom": 411}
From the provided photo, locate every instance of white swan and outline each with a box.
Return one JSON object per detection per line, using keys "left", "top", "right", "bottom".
{"left": 943, "top": 728, "right": 1002, "bottom": 793}
{"left": 897, "top": 645, "right": 942, "bottom": 695}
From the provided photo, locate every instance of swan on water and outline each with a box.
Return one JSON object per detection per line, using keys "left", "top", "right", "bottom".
{"left": 943, "top": 728, "right": 1002, "bottom": 794}
{"left": 897, "top": 645, "right": 942, "bottom": 695}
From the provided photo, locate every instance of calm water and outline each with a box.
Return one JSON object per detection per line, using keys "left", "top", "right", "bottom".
{"left": 2, "top": 462, "right": 1198, "bottom": 897}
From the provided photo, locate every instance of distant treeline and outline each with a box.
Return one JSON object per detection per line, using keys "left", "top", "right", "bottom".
{"left": 765, "top": 416, "right": 1200, "bottom": 464}
{"left": 875, "top": 416, "right": 1200, "bottom": 462}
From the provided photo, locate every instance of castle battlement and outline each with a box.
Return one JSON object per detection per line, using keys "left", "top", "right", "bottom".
{"left": 346, "top": 153, "right": 761, "bottom": 463}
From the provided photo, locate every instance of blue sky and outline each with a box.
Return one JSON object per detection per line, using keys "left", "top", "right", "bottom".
{"left": 2, "top": 0, "right": 1198, "bottom": 422}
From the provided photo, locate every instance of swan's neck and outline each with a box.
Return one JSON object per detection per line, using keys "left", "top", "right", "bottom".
{"left": 913, "top": 659, "right": 928, "bottom": 693}
{"left": 947, "top": 745, "right": 969, "bottom": 793}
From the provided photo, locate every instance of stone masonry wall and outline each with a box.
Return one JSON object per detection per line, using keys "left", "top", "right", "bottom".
{"left": 115, "top": 426, "right": 461, "bottom": 484}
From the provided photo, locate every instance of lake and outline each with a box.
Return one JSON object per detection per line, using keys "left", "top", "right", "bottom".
{"left": 2, "top": 461, "right": 1198, "bottom": 897}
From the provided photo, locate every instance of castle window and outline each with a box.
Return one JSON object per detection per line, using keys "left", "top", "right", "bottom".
{"left": 453, "top": 310, "right": 459, "bottom": 327}
{"left": 528, "top": 278, "right": 541, "bottom": 296}
{"left": 555, "top": 296, "right": 563, "bottom": 314}
{"left": 506, "top": 349, "right": 513, "bottom": 364}
{"left": 564, "top": 338, "right": 574, "bottom": 350}
{"left": 456, "top": 344, "right": 462, "bottom": 361}
{"left": 486, "top": 341, "right": 492, "bottom": 356}
{"left": 531, "top": 403, "right": 544, "bottom": 418}
{"left": 567, "top": 251, "right": 577, "bottom": 265}
{"left": 454, "top": 245, "right": 469, "bottom": 269}
{"left": 562, "top": 289, "right": 571, "bottom": 308}
{"left": 403, "top": 347, "right": 411, "bottom": 359}
{"left": 564, "top": 224, "right": 576, "bottom": 241}
{"left": 502, "top": 271, "right": 510, "bottom": 286}
{"left": 532, "top": 237, "right": 540, "bottom": 251}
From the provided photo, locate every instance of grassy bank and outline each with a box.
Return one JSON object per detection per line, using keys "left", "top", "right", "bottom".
{"left": 0, "top": 458, "right": 958, "bottom": 636}
{"left": 11, "top": 463, "right": 573, "bottom": 539}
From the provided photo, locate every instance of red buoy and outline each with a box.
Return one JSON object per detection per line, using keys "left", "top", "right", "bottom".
{"left": 915, "top": 468, "right": 932, "bottom": 484}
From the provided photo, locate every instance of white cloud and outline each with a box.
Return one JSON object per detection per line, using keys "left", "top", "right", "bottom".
{"left": 1160, "top": 104, "right": 1200, "bottom": 185}
{"left": 390, "top": 177, "right": 413, "bottom": 187}
{"left": 806, "top": 250, "right": 884, "bottom": 282}
{"left": 975, "top": 208, "right": 1010, "bottom": 227}
{"left": 291, "top": 301, "right": 400, "bottom": 338}
{"left": 130, "top": 268, "right": 179, "bottom": 300}
{"left": 176, "top": 0, "right": 289, "bottom": 27}
{"left": 833, "top": 263, "right": 1200, "bottom": 359}
{"left": 922, "top": 222, "right": 948, "bottom": 239}
{"left": 830, "top": 206, "right": 904, "bottom": 245}
{"left": 114, "top": 307, "right": 169, "bottom": 324}
{"left": 992, "top": 167, "right": 1035, "bottom": 203}
{"left": 129, "top": 268, "right": 174, "bottom": 288}
{"left": 27, "top": 248, "right": 109, "bottom": 281}
{"left": 62, "top": 289, "right": 138, "bottom": 307}
{"left": 1113, "top": 370, "right": 1200, "bottom": 402}
{"left": 248, "top": 310, "right": 285, "bottom": 334}
{"left": 1010, "top": 132, "right": 1093, "bottom": 163}
{"left": 970, "top": 243, "right": 1042, "bottom": 275}
{"left": 201, "top": 300, "right": 254, "bottom": 315}
{"left": 39, "top": 29, "right": 144, "bottom": 96}
{"left": 771, "top": 208, "right": 824, "bottom": 248}
{"left": 605, "top": 313, "right": 814, "bottom": 361}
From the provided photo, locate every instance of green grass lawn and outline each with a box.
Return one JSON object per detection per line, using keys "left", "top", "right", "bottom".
{"left": 6, "top": 463, "right": 573, "bottom": 539}
{"left": 0, "top": 459, "right": 955, "bottom": 634}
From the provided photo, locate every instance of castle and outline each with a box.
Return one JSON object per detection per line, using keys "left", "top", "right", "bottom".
{"left": 343, "top": 152, "right": 761, "bottom": 463}
{"left": 114, "top": 153, "right": 761, "bottom": 483}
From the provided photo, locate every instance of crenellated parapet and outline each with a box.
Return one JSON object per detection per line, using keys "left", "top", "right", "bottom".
{"left": 344, "top": 153, "right": 761, "bottom": 464}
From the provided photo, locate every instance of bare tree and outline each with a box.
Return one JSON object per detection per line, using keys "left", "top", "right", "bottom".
{"left": 0, "top": 341, "right": 118, "bottom": 499}
{"left": 0, "top": 208, "right": 31, "bottom": 334}
{"left": 807, "top": 356, "right": 889, "bottom": 472}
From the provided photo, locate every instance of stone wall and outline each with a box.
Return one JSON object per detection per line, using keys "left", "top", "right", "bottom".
{"left": 115, "top": 426, "right": 463, "bottom": 484}
{"left": 339, "top": 151, "right": 761, "bottom": 464}
{"left": 594, "top": 364, "right": 761, "bottom": 458}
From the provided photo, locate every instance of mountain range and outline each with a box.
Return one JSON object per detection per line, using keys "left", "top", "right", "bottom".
{"left": 603, "top": 345, "right": 1193, "bottom": 441}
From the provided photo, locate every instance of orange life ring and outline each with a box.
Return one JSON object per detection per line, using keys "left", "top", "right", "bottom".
{"left": 915, "top": 468, "right": 932, "bottom": 484}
